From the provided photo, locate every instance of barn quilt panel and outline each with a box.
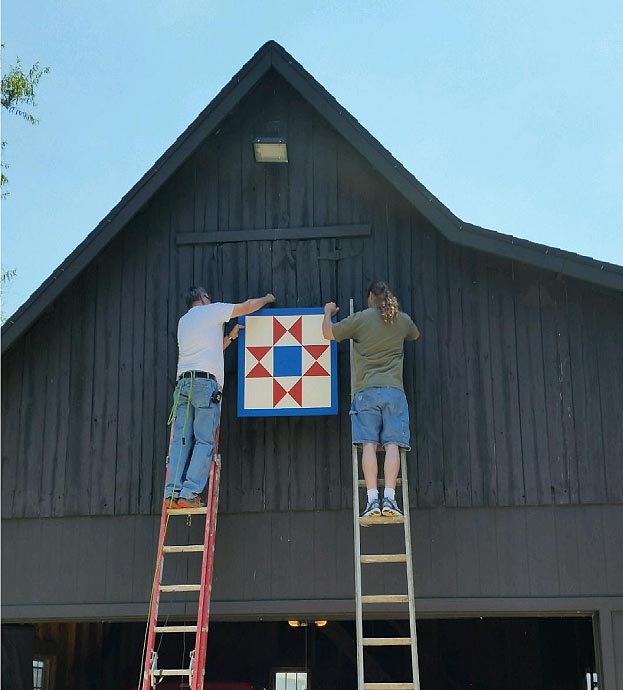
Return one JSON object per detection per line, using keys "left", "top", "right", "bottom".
{"left": 237, "top": 308, "right": 338, "bottom": 417}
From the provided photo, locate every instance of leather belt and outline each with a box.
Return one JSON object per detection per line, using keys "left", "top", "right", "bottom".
{"left": 177, "top": 371, "right": 216, "bottom": 382}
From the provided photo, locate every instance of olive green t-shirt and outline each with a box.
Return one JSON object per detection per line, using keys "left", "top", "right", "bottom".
{"left": 331, "top": 308, "right": 420, "bottom": 393}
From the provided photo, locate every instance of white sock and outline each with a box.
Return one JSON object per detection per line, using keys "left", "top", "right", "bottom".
{"left": 384, "top": 488, "right": 396, "bottom": 501}
{"left": 367, "top": 489, "right": 379, "bottom": 502}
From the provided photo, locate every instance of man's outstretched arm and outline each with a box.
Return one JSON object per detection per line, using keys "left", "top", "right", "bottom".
{"left": 231, "top": 293, "right": 276, "bottom": 318}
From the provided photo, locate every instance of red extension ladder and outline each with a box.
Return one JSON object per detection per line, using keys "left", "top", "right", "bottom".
{"left": 141, "top": 432, "right": 222, "bottom": 690}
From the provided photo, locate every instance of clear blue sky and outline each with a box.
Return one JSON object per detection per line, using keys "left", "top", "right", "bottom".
{"left": 2, "top": 1, "right": 622, "bottom": 317}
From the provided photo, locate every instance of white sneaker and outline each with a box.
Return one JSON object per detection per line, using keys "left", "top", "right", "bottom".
{"left": 381, "top": 497, "right": 403, "bottom": 517}
{"left": 361, "top": 498, "right": 381, "bottom": 518}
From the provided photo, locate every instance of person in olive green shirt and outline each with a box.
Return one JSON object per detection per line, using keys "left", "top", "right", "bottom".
{"left": 322, "top": 281, "right": 420, "bottom": 518}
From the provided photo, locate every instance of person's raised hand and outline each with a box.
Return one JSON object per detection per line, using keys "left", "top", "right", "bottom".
{"left": 264, "top": 293, "right": 276, "bottom": 304}
{"left": 324, "top": 301, "right": 339, "bottom": 315}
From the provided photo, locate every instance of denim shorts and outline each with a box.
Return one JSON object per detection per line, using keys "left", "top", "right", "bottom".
{"left": 350, "top": 386, "right": 411, "bottom": 449}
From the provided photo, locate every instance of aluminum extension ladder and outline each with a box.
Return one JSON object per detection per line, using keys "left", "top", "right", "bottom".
{"left": 349, "top": 301, "right": 421, "bottom": 690}
{"left": 141, "top": 435, "right": 222, "bottom": 690}
{"left": 352, "top": 447, "right": 421, "bottom": 690}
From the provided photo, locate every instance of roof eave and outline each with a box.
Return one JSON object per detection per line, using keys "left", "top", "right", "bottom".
{"left": 269, "top": 47, "right": 623, "bottom": 292}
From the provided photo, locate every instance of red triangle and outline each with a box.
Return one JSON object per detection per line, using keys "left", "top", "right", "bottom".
{"left": 247, "top": 362, "right": 272, "bottom": 378}
{"left": 304, "top": 361, "right": 330, "bottom": 377}
{"left": 288, "top": 378, "right": 303, "bottom": 406}
{"left": 289, "top": 317, "right": 303, "bottom": 344}
{"left": 273, "top": 318, "right": 287, "bottom": 344}
{"left": 304, "top": 344, "right": 329, "bottom": 360}
{"left": 248, "top": 346, "right": 271, "bottom": 362}
{"left": 273, "top": 378, "right": 288, "bottom": 406}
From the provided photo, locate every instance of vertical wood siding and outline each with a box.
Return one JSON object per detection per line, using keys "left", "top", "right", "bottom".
{"left": 2, "top": 505, "right": 622, "bottom": 614}
{"left": 2, "top": 69, "right": 622, "bottom": 519}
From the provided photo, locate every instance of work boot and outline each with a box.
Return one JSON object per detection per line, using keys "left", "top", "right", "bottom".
{"left": 177, "top": 494, "right": 207, "bottom": 509}
{"left": 163, "top": 495, "right": 179, "bottom": 510}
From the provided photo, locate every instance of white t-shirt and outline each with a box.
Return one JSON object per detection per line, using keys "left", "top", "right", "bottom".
{"left": 176, "top": 303, "right": 235, "bottom": 386}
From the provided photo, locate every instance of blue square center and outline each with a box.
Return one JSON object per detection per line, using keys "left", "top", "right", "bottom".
{"left": 273, "top": 346, "right": 302, "bottom": 377}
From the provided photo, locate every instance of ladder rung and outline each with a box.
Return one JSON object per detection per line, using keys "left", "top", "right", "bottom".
{"left": 363, "top": 637, "right": 412, "bottom": 646}
{"left": 364, "top": 684, "right": 415, "bottom": 690}
{"left": 361, "top": 594, "right": 409, "bottom": 604}
{"left": 154, "top": 625, "right": 197, "bottom": 633}
{"left": 166, "top": 507, "right": 208, "bottom": 515}
{"left": 359, "top": 515, "right": 405, "bottom": 526}
{"left": 361, "top": 554, "right": 407, "bottom": 563}
{"left": 159, "top": 584, "right": 201, "bottom": 592}
{"left": 151, "top": 669, "right": 191, "bottom": 677}
{"left": 162, "top": 545, "right": 205, "bottom": 553}
{"left": 357, "top": 479, "right": 402, "bottom": 487}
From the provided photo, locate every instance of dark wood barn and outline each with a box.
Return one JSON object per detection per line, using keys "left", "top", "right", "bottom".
{"left": 2, "top": 41, "right": 622, "bottom": 690}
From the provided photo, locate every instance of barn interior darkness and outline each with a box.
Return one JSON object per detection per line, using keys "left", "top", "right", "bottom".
{"left": 19, "top": 617, "right": 596, "bottom": 690}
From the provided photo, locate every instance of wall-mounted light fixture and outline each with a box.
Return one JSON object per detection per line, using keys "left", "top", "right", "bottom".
{"left": 253, "top": 137, "right": 288, "bottom": 163}
{"left": 287, "top": 620, "right": 328, "bottom": 628}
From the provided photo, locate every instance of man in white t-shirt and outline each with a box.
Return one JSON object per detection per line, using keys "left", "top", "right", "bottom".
{"left": 165, "top": 286, "right": 275, "bottom": 508}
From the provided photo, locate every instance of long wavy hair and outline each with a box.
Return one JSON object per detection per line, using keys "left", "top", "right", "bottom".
{"left": 368, "top": 280, "right": 399, "bottom": 324}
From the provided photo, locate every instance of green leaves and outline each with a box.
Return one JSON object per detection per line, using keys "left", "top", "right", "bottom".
{"left": 1, "top": 57, "right": 50, "bottom": 125}
{"left": 0, "top": 44, "right": 49, "bottom": 192}
{"left": 1, "top": 268, "right": 17, "bottom": 324}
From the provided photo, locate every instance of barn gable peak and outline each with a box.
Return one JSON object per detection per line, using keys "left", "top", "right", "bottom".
{"left": 2, "top": 40, "right": 622, "bottom": 353}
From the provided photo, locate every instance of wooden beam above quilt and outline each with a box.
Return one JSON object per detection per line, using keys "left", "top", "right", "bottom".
{"left": 176, "top": 224, "right": 371, "bottom": 245}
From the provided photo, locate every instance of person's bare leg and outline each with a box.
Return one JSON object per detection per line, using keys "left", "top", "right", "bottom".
{"left": 362, "top": 443, "right": 379, "bottom": 490}
{"left": 383, "top": 444, "right": 400, "bottom": 489}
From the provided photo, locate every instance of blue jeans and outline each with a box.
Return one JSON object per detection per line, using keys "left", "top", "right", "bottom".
{"left": 165, "top": 377, "right": 221, "bottom": 499}
{"left": 350, "top": 386, "right": 411, "bottom": 449}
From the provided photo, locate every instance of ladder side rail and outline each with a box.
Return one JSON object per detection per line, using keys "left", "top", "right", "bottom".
{"left": 353, "top": 444, "right": 365, "bottom": 690}
{"left": 349, "top": 298, "right": 365, "bottom": 690}
{"left": 400, "top": 448, "right": 421, "bottom": 690}
{"left": 142, "top": 505, "right": 168, "bottom": 690}
{"left": 142, "top": 425, "right": 177, "bottom": 690}
{"left": 191, "top": 451, "right": 222, "bottom": 690}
